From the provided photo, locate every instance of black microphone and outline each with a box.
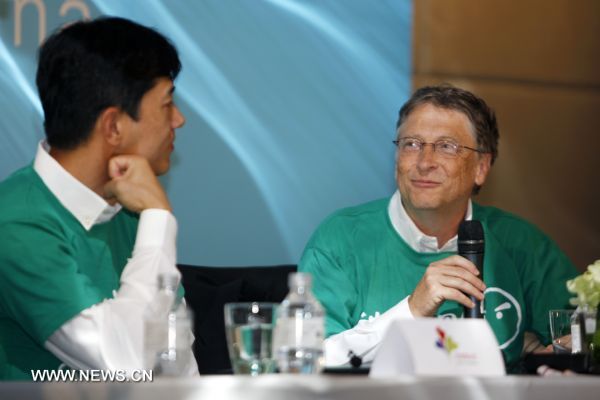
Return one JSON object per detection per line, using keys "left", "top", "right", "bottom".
{"left": 458, "top": 220, "right": 485, "bottom": 318}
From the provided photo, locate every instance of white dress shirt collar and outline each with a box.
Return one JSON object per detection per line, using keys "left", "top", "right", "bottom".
{"left": 33, "top": 141, "right": 121, "bottom": 230}
{"left": 388, "top": 189, "right": 472, "bottom": 253}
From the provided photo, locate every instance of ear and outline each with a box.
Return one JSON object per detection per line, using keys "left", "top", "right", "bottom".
{"left": 96, "top": 107, "right": 125, "bottom": 147}
{"left": 474, "top": 153, "right": 492, "bottom": 186}
{"left": 394, "top": 145, "right": 401, "bottom": 181}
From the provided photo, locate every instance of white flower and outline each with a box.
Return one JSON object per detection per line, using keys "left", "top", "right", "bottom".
{"left": 589, "top": 260, "right": 600, "bottom": 282}
{"left": 567, "top": 260, "right": 600, "bottom": 308}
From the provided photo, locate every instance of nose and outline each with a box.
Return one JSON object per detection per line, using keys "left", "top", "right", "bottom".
{"left": 172, "top": 104, "right": 186, "bottom": 129}
{"left": 416, "top": 143, "right": 438, "bottom": 172}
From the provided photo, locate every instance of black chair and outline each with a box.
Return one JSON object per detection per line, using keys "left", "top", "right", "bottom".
{"left": 177, "top": 264, "right": 297, "bottom": 375}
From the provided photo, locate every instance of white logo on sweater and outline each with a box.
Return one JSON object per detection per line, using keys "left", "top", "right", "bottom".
{"left": 483, "top": 287, "right": 522, "bottom": 350}
{"left": 359, "top": 311, "right": 381, "bottom": 322}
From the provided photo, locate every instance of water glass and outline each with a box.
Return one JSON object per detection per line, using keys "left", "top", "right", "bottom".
{"left": 224, "top": 302, "right": 277, "bottom": 375}
{"left": 549, "top": 309, "right": 575, "bottom": 354}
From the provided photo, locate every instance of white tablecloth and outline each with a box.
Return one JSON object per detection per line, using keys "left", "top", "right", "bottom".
{"left": 2, "top": 374, "right": 600, "bottom": 400}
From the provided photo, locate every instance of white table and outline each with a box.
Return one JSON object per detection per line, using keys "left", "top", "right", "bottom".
{"left": 1, "top": 374, "right": 600, "bottom": 400}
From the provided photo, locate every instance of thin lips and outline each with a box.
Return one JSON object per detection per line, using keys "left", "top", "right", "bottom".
{"left": 411, "top": 179, "right": 441, "bottom": 185}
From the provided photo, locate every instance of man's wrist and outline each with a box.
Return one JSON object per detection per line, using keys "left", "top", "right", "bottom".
{"left": 407, "top": 295, "right": 425, "bottom": 318}
{"left": 133, "top": 209, "right": 177, "bottom": 262}
{"left": 143, "top": 203, "right": 171, "bottom": 212}
{"left": 141, "top": 196, "right": 171, "bottom": 212}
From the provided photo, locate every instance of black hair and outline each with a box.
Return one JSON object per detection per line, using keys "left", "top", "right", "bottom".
{"left": 36, "top": 17, "right": 181, "bottom": 149}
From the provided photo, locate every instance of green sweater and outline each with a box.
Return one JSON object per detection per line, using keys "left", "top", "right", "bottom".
{"left": 299, "top": 198, "right": 578, "bottom": 371}
{"left": 0, "top": 166, "right": 138, "bottom": 380}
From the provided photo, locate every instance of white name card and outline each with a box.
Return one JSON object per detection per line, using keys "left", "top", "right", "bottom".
{"left": 369, "top": 318, "right": 505, "bottom": 377}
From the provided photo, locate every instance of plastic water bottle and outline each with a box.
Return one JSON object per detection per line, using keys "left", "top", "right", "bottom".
{"left": 571, "top": 308, "right": 583, "bottom": 354}
{"left": 273, "top": 272, "right": 325, "bottom": 373}
{"left": 571, "top": 305, "right": 597, "bottom": 355}
{"left": 143, "top": 273, "right": 193, "bottom": 376}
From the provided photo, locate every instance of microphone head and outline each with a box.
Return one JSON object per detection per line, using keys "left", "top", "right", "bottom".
{"left": 458, "top": 220, "right": 484, "bottom": 253}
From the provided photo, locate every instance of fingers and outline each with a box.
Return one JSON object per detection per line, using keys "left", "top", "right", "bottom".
{"left": 537, "top": 365, "right": 576, "bottom": 377}
{"left": 104, "top": 156, "right": 138, "bottom": 200}
{"left": 555, "top": 334, "right": 572, "bottom": 350}
{"left": 534, "top": 344, "right": 554, "bottom": 354}
{"left": 103, "top": 179, "right": 117, "bottom": 200}
{"left": 433, "top": 254, "right": 481, "bottom": 276}
{"left": 420, "top": 270, "right": 483, "bottom": 309}
{"left": 409, "top": 255, "right": 486, "bottom": 317}
{"left": 434, "top": 286, "right": 476, "bottom": 309}
{"left": 107, "top": 156, "right": 132, "bottom": 179}
{"left": 103, "top": 155, "right": 171, "bottom": 212}
{"left": 432, "top": 272, "right": 485, "bottom": 301}
{"left": 428, "top": 264, "right": 486, "bottom": 294}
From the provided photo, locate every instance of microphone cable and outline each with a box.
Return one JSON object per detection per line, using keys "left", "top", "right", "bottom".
{"left": 345, "top": 342, "right": 380, "bottom": 368}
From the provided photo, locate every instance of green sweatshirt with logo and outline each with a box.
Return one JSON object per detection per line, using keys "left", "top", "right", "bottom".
{"left": 299, "top": 198, "right": 578, "bottom": 371}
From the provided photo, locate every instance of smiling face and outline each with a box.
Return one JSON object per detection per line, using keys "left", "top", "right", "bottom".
{"left": 395, "top": 103, "right": 491, "bottom": 216}
{"left": 117, "top": 77, "right": 186, "bottom": 175}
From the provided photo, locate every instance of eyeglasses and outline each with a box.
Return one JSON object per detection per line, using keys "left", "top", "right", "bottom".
{"left": 393, "top": 137, "right": 485, "bottom": 158}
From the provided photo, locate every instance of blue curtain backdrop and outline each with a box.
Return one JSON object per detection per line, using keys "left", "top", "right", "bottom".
{"left": 0, "top": 0, "right": 412, "bottom": 265}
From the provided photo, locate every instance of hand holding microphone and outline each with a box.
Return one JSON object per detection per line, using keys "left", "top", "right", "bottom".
{"left": 408, "top": 220, "right": 486, "bottom": 318}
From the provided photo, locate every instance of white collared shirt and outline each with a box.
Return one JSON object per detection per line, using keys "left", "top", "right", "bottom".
{"left": 33, "top": 141, "right": 122, "bottom": 229}
{"left": 388, "top": 189, "right": 472, "bottom": 253}
{"left": 33, "top": 141, "right": 197, "bottom": 376}
{"left": 324, "top": 190, "right": 471, "bottom": 366}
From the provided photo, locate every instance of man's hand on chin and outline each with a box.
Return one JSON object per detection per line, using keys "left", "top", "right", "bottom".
{"left": 103, "top": 155, "right": 171, "bottom": 213}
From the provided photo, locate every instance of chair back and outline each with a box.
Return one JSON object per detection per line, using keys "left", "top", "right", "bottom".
{"left": 177, "top": 264, "right": 297, "bottom": 374}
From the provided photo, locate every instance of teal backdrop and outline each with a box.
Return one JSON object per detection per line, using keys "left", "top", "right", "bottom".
{"left": 0, "top": 0, "right": 411, "bottom": 266}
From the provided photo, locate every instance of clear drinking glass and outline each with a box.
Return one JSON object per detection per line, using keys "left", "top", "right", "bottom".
{"left": 224, "top": 302, "right": 277, "bottom": 375}
{"left": 549, "top": 309, "right": 575, "bottom": 354}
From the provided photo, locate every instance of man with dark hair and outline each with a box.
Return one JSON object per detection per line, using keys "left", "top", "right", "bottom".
{"left": 299, "top": 85, "right": 578, "bottom": 372}
{"left": 0, "top": 17, "right": 197, "bottom": 379}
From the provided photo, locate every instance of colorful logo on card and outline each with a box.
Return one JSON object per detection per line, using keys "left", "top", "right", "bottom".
{"left": 435, "top": 326, "right": 458, "bottom": 355}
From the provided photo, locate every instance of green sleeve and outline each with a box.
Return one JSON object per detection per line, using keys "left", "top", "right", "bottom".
{"left": 0, "top": 220, "right": 104, "bottom": 345}
{"left": 299, "top": 246, "right": 358, "bottom": 338}
{"left": 521, "top": 234, "right": 578, "bottom": 345}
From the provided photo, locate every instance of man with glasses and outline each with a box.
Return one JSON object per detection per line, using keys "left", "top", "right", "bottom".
{"left": 299, "top": 85, "right": 577, "bottom": 372}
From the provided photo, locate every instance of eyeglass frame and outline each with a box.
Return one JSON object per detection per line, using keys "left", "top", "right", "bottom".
{"left": 392, "top": 137, "right": 487, "bottom": 158}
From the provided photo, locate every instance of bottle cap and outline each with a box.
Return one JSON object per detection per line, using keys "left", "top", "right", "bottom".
{"left": 289, "top": 272, "right": 312, "bottom": 288}
{"left": 158, "top": 272, "right": 180, "bottom": 290}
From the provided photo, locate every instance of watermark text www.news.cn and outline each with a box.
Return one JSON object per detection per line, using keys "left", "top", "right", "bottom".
{"left": 31, "top": 369, "right": 153, "bottom": 382}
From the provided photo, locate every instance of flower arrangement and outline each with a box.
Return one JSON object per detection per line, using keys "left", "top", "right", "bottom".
{"left": 567, "top": 260, "right": 600, "bottom": 308}
{"left": 567, "top": 260, "right": 600, "bottom": 366}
